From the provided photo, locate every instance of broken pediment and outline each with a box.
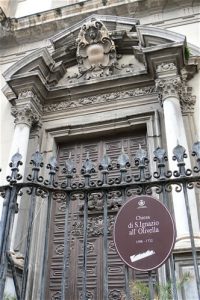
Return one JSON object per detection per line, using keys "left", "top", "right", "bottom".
{"left": 58, "top": 54, "right": 145, "bottom": 85}
{"left": 2, "top": 14, "right": 196, "bottom": 103}
{"left": 56, "top": 18, "right": 145, "bottom": 85}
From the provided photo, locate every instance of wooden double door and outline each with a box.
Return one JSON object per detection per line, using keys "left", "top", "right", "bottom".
{"left": 46, "top": 130, "right": 151, "bottom": 300}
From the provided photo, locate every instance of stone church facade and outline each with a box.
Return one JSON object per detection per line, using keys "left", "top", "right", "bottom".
{"left": 0, "top": 1, "right": 200, "bottom": 299}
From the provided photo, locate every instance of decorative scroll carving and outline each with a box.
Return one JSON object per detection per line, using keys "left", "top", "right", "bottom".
{"left": 108, "top": 289, "right": 122, "bottom": 300}
{"left": 44, "top": 86, "right": 156, "bottom": 113}
{"left": 80, "top": 290, "right": 94, "bottom": 300}
{"left": 156, "top": 62, "right": 177, "bottom": 73}
{"left": 179, "top": 70, "right": 196, "bottom": 113}
{"left": 108, "top": 240, "right": 116, "bottom": 253}
{"left": 55, "top": 244, "right": 64, "bottom": 255}
{"left": 76, "top": 18, "right": 117, "bottom": 80}
{"left": 51, "top": 291, "right": 61, "bottom": 300}
{"left": 108, "top": 266, "right": 124, "bottom": 274}
{"left": 72, "top": 215, "right": 115, "bottom": 237}
{"left": 80, "top": 192, "right": 121, "bottom": 212}
{"left": 179, "top": 86, "right": 196, "bottom": 113}
{"left": 82, "top": 242, "right": 94, "bottom": 254}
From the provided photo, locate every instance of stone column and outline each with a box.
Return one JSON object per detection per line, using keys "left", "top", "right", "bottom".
{"left": 156, "top": 63, "right": 200, "bottom": 249}
{"left": 9, "top": 107, "right": 38, "bottom": 171}
{"left": 8, "top": 91, "right": 41, "bottom": 250}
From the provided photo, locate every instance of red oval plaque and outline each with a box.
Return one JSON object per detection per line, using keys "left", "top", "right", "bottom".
{"left": 114, "top": 195, "right": 176, "bottom": 271}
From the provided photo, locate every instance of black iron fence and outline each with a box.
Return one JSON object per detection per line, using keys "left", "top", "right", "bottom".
{"left": 0, "top": 142, "right": 200, "bottom": 300}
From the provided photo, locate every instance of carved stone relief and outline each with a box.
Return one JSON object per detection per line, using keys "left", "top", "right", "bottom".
{"left": 44, "top": 86, "right": 156, "bottom": 113}
{"left": 0, "top": 7, "right": 14, "bottom": 35}
{"left": 54, "top": 18, "right": 146, "bottom": 84}
{"left": 156, "top": 62, "right": 177, "bottom": 73}
{"left": 71, "top": 215, "right": 115, "bottom": 237}
{"left": 180, "top": 69, "right": 196, "bottom": 113}
{"left": 76, "top": 18, "right": 117, "bottom": 80}
{"left": 80, "top": 290, "right": 94, "bottom": 300}
{"left": 108, "top": 289, "right": 122, "bottom": 300}
{"left": 51, "top": 291, "right": 61, "bottom": 300}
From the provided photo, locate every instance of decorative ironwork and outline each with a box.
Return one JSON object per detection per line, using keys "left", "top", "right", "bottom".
{"left": 81, "top": 152, "right": 96, "bottom": 187}
{"left": 153, "top": 147, "right": 172, "bottom": 180}
{"left": 44, "top": 156, "right": 59, "bottom": 187}
{"left": 61, "top": 153, "right": 76, "bottom": 189}
{"left": 134, "top": 144, "right": 151, "bottom": 182}
{"left": 117, "top": 148, "right": 131, "bottom": 184}
{"left": 0, "top": 141, "right": 200, "bottom": 300}
{"left": 99, "top": 152, "right": 112, "bottom": 185}
{"left": 27, "top": 150, "right": 43, "bottom": 182}
{"left": 172, "top": 144, "right": 191, "bottom": 177}
{"left": 6, "top": 152, "right": 23, "bottom": 184}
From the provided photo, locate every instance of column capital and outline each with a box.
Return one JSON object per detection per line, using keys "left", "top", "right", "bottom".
{"left": 155, "top": 76, "right": 182, "bottom": 102}
{"left": 155, "top": 63, "right": 181, "bottom": 102}
{"left": 11, "top": 90, "right": 42, "bottom": 127}
{"left": 11, "top": 104, "right": 40, "bottom": 127}
{"left": 155, "top": 64, "right": 196, "bottom": 112}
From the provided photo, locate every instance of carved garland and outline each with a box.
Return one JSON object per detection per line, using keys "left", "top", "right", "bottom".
{"left": 43, "top": 86, "right": 156, "bottom": 113}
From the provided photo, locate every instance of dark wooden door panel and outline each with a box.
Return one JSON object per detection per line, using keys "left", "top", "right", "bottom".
{"left": 46, "top": 131, "right": 150, "bottom": 300}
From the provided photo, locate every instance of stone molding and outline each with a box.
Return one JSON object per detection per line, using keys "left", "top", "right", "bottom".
{"left": 44, "top": 86, "right": 156, "bottom": 113}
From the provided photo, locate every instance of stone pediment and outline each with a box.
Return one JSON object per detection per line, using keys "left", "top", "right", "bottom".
{"left": 2, "top": 14, "right": 196, "bottom": 104}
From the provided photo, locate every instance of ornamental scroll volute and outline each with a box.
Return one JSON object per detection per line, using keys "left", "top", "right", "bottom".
{"left": 76, "top": 18, "right": 117, "bottom": 80}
